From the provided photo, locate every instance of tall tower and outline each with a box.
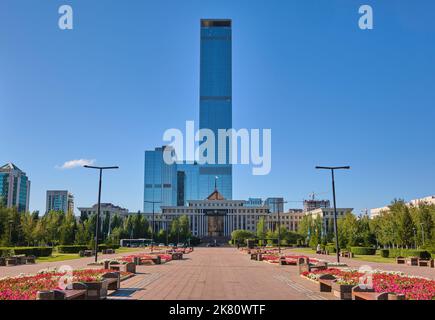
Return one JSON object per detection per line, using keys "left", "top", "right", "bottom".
{"left": 199, "top": 19, "right": 233, "bottom": 200}
{"left": 0, "top": 162, "right": 31, "bottom": 212}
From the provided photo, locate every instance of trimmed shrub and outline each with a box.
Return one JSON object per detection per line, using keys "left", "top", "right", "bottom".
{"left": 388, "top": 249, "right": 431, "bottom": 259}
{"left": 350, "top": 247, "right": 376, "bottom": 255}
{"left": 379, "top": 249, "right": 389, "bottom": 258}
{"left": 325, "top": 244, "right": 337, "bottom": 253}
{"left": 0, "top": 248, "right": 14, "bottom": 257}
{"left": 58, "top": 245, "right": 88, "bottom": 253}
{"left": 0, "top": 247, "right": 52, "bottom": 257}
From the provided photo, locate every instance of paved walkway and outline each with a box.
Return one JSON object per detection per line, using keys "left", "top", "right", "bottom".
{"left": 284, "top": 249, "right": 435, "bottom": 279}
{"left": 109, "top": 247, "right": 335, "bottom": 300}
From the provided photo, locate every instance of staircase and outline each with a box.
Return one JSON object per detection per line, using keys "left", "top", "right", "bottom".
{"left": 199, "top": 236, "right": 231, "bottom": 247}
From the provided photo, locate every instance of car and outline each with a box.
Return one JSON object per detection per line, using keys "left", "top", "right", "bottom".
{"left": 168, "top": 243, "right": 175, "bottom": 247}
{"left": 207, "top": 242, "right": 215, "bottom": 247}
{"left": 177, "top": 243, "right": 185, "bottom": 248}
{"left": 158, "top": 243, "right": 165, "bottom": 247}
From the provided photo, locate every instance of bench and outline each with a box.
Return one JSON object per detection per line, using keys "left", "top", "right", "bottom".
{"left": 25, "top": 255, "right": 36, "bottom": 264}
{"left": 102, "top": 249, "right": 115, "bottom": 254}
{"left": 83, "top": 250, "right": 94, "bottom": 257}
{"left": 170, "top": 252, "right": 183, "bottom": 260}
{"left": 406, "top": 256, "right": 419, "bottom": 266}
{"left": 396, "top": 256, "right": 406, "bottom": 264}
{"left": 418, "top": 259, "right": 434, "bottom": 268}
{"left": 341, "top": 251, "right": 354, "bottom": 258}
{"left": 5, "top": 257, "right": 17, "bottom": 266}
{"left": 37, "top": 283, "right": 88, "bottom": 300}
{"left": 318, "top": 274, "right": 336, "bottom": 293}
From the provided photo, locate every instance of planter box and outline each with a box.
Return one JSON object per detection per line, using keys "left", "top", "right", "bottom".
{"left": 109, "top": 262, "right": 136, "bottom": 274}
{"left": 5, "top": 257, "right": 17, "bottom": 266}
{"left": 406, "top": 257, "right": 418, "bottom": 266}
{"left": 82, "top": 280, "right": 109, "bottom": 300}
{"left": 332, "top": 282, "right": 354, "bottom": 300}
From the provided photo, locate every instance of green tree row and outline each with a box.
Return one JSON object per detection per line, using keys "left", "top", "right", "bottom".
{"left": 297, "top": 200, "right": 435, "bottom": 251}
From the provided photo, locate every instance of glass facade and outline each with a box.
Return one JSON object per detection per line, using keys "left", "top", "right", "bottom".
{"left": 199, "top": 19, "right": 233, "bottom": 200}
{"left": 46, "top": 190, "right": 74, "bottom": 213}
{"left": 143, "top": 147, "right": 177, "bottom": 213}
{"left": 176, "top": 162, "right": 200, "bottom": 204}
{"left": 0, "top": 163, "right": 30, "bottom": 212}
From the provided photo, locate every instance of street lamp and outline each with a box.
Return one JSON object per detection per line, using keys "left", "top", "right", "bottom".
{"left": 316, "top": 165, "right": 350, "bottom": 263}
{"left": 413, "top": 227, "right": 417, "bottom": 249}
{"left": 270, "top": 199, "right": 288, "bottom": 254}
{"left": 144, "top": 200, "right": 162, "bottom": 250}
{"left": 420, "top": 223, "right": 425, "bottom": 247}
{"left": 84, "top": 165, "right": 119, "bottom": 263}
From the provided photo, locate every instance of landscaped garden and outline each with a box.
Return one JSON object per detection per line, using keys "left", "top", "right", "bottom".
{"left": 301, "top": 267, "right": 435, "bottom": 300}
{"left": 0, "top": 268, "right": 132, "bottom": 300}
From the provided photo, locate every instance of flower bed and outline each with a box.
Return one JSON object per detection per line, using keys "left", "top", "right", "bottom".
{"left": 0, "top": 269, "right": 131, "bottom": 300}
{"left": 118, "top": 253, "right": 172, "bottom": 264}
{"left": 301, "top": 268, "right": 435, "bottom": 300}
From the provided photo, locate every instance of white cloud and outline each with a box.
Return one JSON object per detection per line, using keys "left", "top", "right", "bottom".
{"left": 57, "top": 159, "right": 96, "bottom": 169}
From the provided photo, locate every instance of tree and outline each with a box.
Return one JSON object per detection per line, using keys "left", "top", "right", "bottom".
{"left": 256, "top": 217, "right": 266, "bottom": 245}
{"left": 21, "top": 212, "right": 36, "bottom": 246}
{"left": 231, "top": 229, "right": 255, "bottom": 245}
{"left": 59, "top": 211, "right": 77, "bottom": 245}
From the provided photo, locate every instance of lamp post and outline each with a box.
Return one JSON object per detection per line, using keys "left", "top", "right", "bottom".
{"left": 315, "top": 166, "right": 350, "bottom": 263}
{"left": 413, "top": 227, "right": 417, "bottom": 249}
{"left": 419, "top": 223, "right": 425, "bottom": 247}
{"left": 83, "top": 165, "right": 119, "bottom": 263}
{"left": 270, "top": 199, "right": 288, "bottom": 254}
{"left": 144, "top": 200, "right": 161, "bottom": 249}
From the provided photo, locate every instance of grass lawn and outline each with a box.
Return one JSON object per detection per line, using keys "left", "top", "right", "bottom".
{"left": 352, "top": 254, "right": 395, "bottom": 264}
{"left": 115, "top": 247, "right": 146, "bottom": 254}
{"left": 284, "top": 247, "right": 396, "bottom": 264}
{"left": 284, "top": 247, "right": 317, "bottom": 255}
{"left": 36, "top": 253, "right": 82, "bottom": 263}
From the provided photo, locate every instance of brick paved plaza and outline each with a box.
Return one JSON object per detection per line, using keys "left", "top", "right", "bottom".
{"left": 1, "top": 247, "right": 433, "bottom": 300}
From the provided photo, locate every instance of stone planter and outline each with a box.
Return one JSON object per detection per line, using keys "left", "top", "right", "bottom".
{"left": 331, "top": 282, "right": 354, "bottom": 300}
{"left": 407, "top": 257, "right": 418, "bottom": 266}
{"left": 82, "top": 280, "right": 109, "bottom": 300}
{"left": 171, "top": 252, "right": 183, "bottom": 260}
{"left": 5, "top": 257, "right": 17, "bottom": 266}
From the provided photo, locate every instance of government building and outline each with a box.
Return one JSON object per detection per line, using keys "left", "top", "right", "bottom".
{"left": 147, "top": 188, "right": 304, "bottom": 240}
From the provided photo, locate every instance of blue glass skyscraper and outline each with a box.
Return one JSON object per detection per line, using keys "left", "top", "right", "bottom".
{"left": 199, "top": 19, "right": 233, "bottom": 200}
{"left": 0, "top": 163, "right": 31, "bottom": 212}
{"left": 143, "top": 146, "right": 178, "bottom": 213}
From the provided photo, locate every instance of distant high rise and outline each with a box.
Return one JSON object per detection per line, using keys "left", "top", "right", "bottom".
{"left": 265, "top": 197, "right": 284, "bottom": 213}
{"left": 303, "top": 199, "right": 330, "bottom": 212}
{"left": 46, "top": 190, "right": 74, "bottom": 213}
{"left": 0, "top": 163, "right": 31, "bottom": 212}
{"left": 199, "top": 19, "right": 233, "bottom": 200}
{"left": 143, "top": 146, "right": 178, "bottom": 213}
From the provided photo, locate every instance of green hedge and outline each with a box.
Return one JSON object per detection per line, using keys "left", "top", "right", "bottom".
{"left": 388, "top": 249, "right": 431, "bottom": 259}
{"left": 325, "top": 244, "right": 337, "bottom": 253}
{"left": 57, "top": 245, "right": 88, "bottom": 253}
{"left": 58, "top": 244, "right": 119, "bottom": 253}
{"left": 350, "top": 247, "right": 376, "bottom": 255}
{"left": 0, "top": 247, "right": 52, "bottom": 257}
{"left": 379, "top": 249, "right": 389, "bottom": 258}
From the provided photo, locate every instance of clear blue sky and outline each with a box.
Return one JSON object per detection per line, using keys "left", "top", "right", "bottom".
{"left": 1, "top": 0, "right": 434, "bottom": 215}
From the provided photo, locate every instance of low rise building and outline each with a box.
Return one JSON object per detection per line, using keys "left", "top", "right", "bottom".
{"left": 371, "top": 195, "right": 435, "bottom": 218}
